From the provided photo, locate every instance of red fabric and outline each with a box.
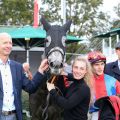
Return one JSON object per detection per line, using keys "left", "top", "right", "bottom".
{"left": 107, "top": 96, "right": 120, "bottom": 120}
{"left": 88, "top": 51, "right": 106, "bottom": 63}
{"left": 94, "top": 74, "right": 107, "bottom": 100}
{"left": 63, "top": 76, "right": 70, "bottom": 88}
{"left": 116, "top": 80, "right": 120, "bottom": 94}
{"left": 97, "top": 96, "right": 120, "bottom": 120}
{"left": 33, "top": 0, "right": 39, "bottom": 28}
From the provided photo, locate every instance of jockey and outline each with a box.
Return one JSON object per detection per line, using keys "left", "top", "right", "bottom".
{"left": 87, "top": 51, "right": 120, "bottom": 120}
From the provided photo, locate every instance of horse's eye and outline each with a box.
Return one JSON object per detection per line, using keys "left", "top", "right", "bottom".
{"left": 45, "top": 36, "right": 51, "bottom": 47}
{"left": 45, "top": 39, "right": 48, "bottom": 42}
{"left": 62, "top": 36, "right": 66, "bottom": 47}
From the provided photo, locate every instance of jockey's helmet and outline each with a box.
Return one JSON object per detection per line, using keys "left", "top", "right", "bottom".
{"left": 87, "top": 51, "right": 106, "bottom": 64}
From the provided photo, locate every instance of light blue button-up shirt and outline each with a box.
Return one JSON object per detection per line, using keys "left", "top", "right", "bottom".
{"left": 118, "top": 60, "right": 120, "bottom": 70}
{"left": 0, "top": 59, "right": 15, "bottom": 111}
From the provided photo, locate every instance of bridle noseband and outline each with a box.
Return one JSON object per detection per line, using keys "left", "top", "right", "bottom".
{"left": 47, "top": 47, "right": 65, "bottom": 75}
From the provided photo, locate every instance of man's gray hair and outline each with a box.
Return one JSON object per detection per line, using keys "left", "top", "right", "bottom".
{"left": 0, "top": 32, "right": 12, "bottom": 40}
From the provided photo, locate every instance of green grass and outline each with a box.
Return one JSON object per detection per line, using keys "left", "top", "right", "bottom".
{"left": 22, "top": 90, "right": 31, "bottom": 120}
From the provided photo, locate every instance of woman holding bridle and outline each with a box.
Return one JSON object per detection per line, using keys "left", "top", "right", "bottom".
{"left": 46, "top": 56, "right": 94, "bottom": 120}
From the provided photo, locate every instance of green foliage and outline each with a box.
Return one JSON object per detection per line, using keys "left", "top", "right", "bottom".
{"left": 66, "top": 42, "right": 90, "bottom": 62}
{"left": 0, "top": 0, "right": 33, "bottom": 25}
{"left": 114, "top": 3, "right": 120, "bottom": 18}
{"left": 0, "top": 0, "right": 117, "bottom": 57}
{"left": 112, "top": 20, "right": 120, "bottom": 28}
{"left": 40, "top": 0, "right": 62, "bottom": 23}
{"left": 22, "top": 91, "right": 31, "bottom": 120}
{"left": 112, "top": 4, "right": 120, "bottom": 28}
{"left": 41, "top": 0, "right": 111, "bottom": 56}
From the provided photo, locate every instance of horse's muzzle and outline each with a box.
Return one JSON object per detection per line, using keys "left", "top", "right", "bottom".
{"left": 47, "top": 48, "right": 65, "bottom": 75}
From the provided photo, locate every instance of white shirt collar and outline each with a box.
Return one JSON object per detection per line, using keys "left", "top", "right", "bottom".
{"left": 118, "top": 60, "right": 120, "bottom": 70}
{"left": 0, "top": 59, "right": 10, "bottom": 65}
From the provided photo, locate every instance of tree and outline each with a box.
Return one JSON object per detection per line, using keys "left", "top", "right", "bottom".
{"left": 40, "top": 0, "right": 62, "bottom": 23}
{"left": 0, "top": 0, "right": 111, "bottom": 41}
{"left": 112, "top": 3, "right": 120, "bottom": 28}
{"left": 0, "top": 0, "right": 33, "bottom": 26}
{"left": 42, "top": 0, "right": 110, "bottom": 35}
{"left": 114, "top": 3, "right": 120, "bottom": 18}
{"left": 66, "top": 42, "right": 90, "bottom": 62}
{"left": 40, "top": 0, "right": 112, "bottom": 54}
{"left": 0, "top": 1, "right": 117, "bottom": 120}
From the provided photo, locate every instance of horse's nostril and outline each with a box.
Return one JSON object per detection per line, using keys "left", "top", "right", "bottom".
{"left": 48, "top": 61, "right": 52, "bottom": 67}
{"left": 49, "top": 62, "right": 58, "bottom": 68}
{"left": 60, "top": 63, "right": 63, "bottom": 68}
{"left": 49, "top": 62, "right": 54, "bottom": 67}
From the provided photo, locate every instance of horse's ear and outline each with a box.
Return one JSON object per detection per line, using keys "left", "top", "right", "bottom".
{"left": 63, "top": 20, "right": 72, "bottom": 32}
{"left": 40, "top": 17, "right": 51, "bottom": 31}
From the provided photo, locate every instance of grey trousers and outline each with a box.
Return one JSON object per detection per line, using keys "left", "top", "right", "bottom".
{"left": 0, "top": 114, "right": 17, "bottom": 120}
{"left": 88, "top": 112, "right": 98, "bottom": 120}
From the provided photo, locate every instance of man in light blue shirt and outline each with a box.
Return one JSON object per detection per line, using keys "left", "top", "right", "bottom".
{"left": 0, "top": 32, "right": 49, "bottom": 120}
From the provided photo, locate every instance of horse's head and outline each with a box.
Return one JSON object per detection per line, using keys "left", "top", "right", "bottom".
{"left": 41, "top": 17, "right": 72, "bottom": 75}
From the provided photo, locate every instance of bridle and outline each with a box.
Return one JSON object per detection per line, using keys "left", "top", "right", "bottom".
{"left": 47, "top": 47, "right": 65, "bottom": 75}
{"left": 40, "top": 17, "right": 72, "bottom": 120}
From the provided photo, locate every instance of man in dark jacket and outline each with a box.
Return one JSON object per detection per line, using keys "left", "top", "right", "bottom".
{"left": 105, "top": 41, "right": 120, "bottom": 82}
{"left": 0, "top": 32, "right": 48, "bottom": 120}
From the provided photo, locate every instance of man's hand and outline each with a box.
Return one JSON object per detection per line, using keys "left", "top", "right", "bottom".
{"left": 23, "top": 62, "right": 33, "bottom": 80}
{"left": 38, "top": 59, "right": 49, "bottom": 74}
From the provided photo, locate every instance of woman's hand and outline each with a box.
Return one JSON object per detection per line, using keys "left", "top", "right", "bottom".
{"left": 47, "top": 82, "right": 55, "bottom": 91}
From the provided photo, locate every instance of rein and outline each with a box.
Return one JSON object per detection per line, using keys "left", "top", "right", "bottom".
{"left": 50, "top": 76, "right": 57, "bottom": 83}
{"left": 42, "top": 75, "right": 57, "bottom": 120}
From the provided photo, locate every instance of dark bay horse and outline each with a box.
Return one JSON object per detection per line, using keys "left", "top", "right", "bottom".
{"left": 29, "top": 17, "right": 72, "bottom": 120}
{"left": 41, "top": 17, "right": 72, "bottom": 75}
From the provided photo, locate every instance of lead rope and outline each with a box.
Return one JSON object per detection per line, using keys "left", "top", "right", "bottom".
{"left": 42, "top": 75, "right": 57, "bottom": 120}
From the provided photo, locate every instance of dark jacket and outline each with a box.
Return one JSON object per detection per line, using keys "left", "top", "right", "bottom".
{"left": 94, "top": 96, "right": 120, "bottom": 120}
{"left": 50, "top": 75, "right": 90, "bottom": 120}
{"left": 104, "top": 60, "right": 120, "bottom": 82}
{"left": 0, "top": 60, "right": 45, "bottom": 120}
